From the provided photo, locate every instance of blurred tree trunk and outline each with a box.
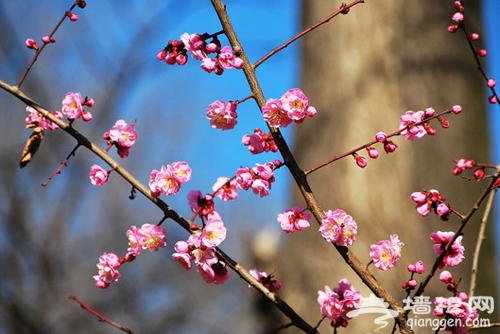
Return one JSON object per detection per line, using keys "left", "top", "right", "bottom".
{"left": 256, "top": 1, "right": 496, "bottom": 333}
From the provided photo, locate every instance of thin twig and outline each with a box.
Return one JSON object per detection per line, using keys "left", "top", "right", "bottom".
{"left": 42, "top": 143, "right": 80, "bottom": 187}
{"left": 17, "top": 1, "right": 80, "bottom": 88}
{"left": 68, "top": 295, "right": 136, "bottom": 334}
{"left": 253, "top": 0, "right": 365, "bottom": 69}
{"left": 469, "top": 187, "right": 497, "bottom": 297}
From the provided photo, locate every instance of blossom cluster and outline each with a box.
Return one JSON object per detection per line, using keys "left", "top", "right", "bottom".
{"left": 242, "top": 128, "right": 278, "bottom": 154}
{"left": 277, "top": 206, "right": 311, "bottom": 233}
{"left": 103, "top": 119, "right": 138, "bottom": 158}
{"left": 317, "top": 279, "right": 363, "bottom": 328}
{"left": 249, "top": 269, "right": 281, "bottom": 293}
{"left": 430, "top": 231, "right": 465, "bottom": 268}
{"left": 93, "top": 223, "right": 167, "bottom": 289}
{"left": 157, "top": 32, "right": 243, "bottom": 75}
{"left": 235, "top": 162, "right": 276, "bottom": 197}
{"left": 149, "top": 161, "right": 192, "bottom": 198}
{"left": 452, "top": 158, "right": 486, "bottom": 181}
{"left": 206, "top": 100, "right": 238, "bottom": 130}
{"left": 411, "top": 189, "right": 451, "bottom": 221}
{"left": 172, "top": 212, "right": 229, "bottom": 284}
{"left": 262, "top": 88, "right": 317, "bottom": 128}
{"left": 62, "top": 92, "right": 94, "bottom": 121}
{"left": 433, "top": 270, "right": 479, "bottom": 332}
{"left": 352, "top": 105, "right": 462, "bottom": 169}
{"left": 212, "top": 177, "right": 238, "bottom": 201}
{"left": 369, "top": 234, "right": 404, "bottom": 271}
{"left": 25, "top": 91, "right": 94, "bottom": 131}
{"left": 401, "top": 260, "right": 426, "bottom": 291}
{"left": 89, "top": 119, "right": 138, "bottom": 186}
{"left": 25, "top": 106, "right": 62, "bottom": 131}
{"left": 319, "top": 209, "right": 357, "bottom": 246}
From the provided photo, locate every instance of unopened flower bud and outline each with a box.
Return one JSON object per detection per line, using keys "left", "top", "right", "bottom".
{"left": 367, "top": 147, "right": 379, "bottom": 159}
{"left": 439, "top": 118, "right": 450, "bottom": 128}
{"left": 25, "top": 38, "right": 38, "bottom": 50}
{"left": 487, "top": 78, "right": 496, "bottom": 88}
{"left": 451, "top": 104, "right": 462, "bottom": 114}
{"left": 354, "top": 154, "right": 367, "bottom": 168}
{"left": 68, "top": 12, "right": 78, "bottom": 21}
{"left": 477, "top": 49, "right": 487, "bottom": 57}
{"left": 42, "top": 35, "right": 52, "bottom": 44}
{"left": 488, "top": 94, "right": 498, "bottom": 104}
{"left": 383, "top": 140, "right": 397, "bottom": 154}
{"left": 474, "top": 167, "right": 485, "bottom": 181}
{"left": 375, "top": 131, "right": 387, "bottom": 142}
{"left": 447, "top": 25, "right": 459, "bottom": 33}
{"left": 452, "top": 12, "right": 464, "bottom": 23}
{"left": 470, "top": 32, "right": 480, "bottom": 41}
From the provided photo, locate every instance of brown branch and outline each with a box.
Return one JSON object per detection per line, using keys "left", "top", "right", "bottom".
{"left": 209, "top": 1, "right": 413, "bottom": 333}
{"left": 68, "top": 295, "right": 136, "bottom": 334}
{"left": 0, "top": 77, "right": 310, "bottom": 334}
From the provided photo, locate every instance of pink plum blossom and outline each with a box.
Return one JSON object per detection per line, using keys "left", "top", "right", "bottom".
{"left": 62, "top": 92, "right": 84, "bottom": 120}
{"left": 25, "top": 106, "right": 62, "bottom": 131}
{"left": 212, "top": 177, "right": 238, "bottom": 201}
{"left": 89, "top": 164, "right": 109, "bottom": 186}
{"left": 242, "top": 128, "right": 278, "bottom": 154}
{"left": 108, "top": 119, "right": 137, "bottom": 148}
{"left": 149, "top": 162, "right": 191, "bottom": 197}
{"left": 399, "top": 110, "right": 426, "bottom": 140}
{"left": 93, "top": 252, "right": 122, "bottom": 289}
{"left": 235, "top": 163, "right": 275, "bottom": 197}
{"left": 249, "top": 269, "right": 281, "bottom": 292}
{"left": 180, "top": 33, "right": 206, "bottom": 60}
{"left": 317, "top": 279, "right": 363, "bottom": 328}
{"left": 170, "top": 161, "right": 192, "bottom": 183}
{"left": 149, "top": 165, "right": 180, "bottom": 197}
{"left": 280, "top": 88, "right": 317, "bottom": 123}
{"left": 206, "top": 100, "right": 238, "bottom": 130}
{"left": 200, "top": 212, "right": 227, "bottom": 249}
{"left": 126, "top": 225, "right": 143, "bottom": 257}
{"left": 430, "top": 231, "right": 465, "bottom": 267}
{"left": 261, "top": 98, "right": 293, "bottom": 128}
{"left": 319, "top": 209, "right": 357, "bottom": 246}
{"left": 139, "top": 223, "right": 167, "bottom": 252}
{"left": 433, "top": 296, "right": 478, "bottom": 333}
{"left": 277, "top": 206, "right": 311, "bottom": 233}
{"left": 369, "top": 234, "right": 404, "bottom": 270}
{"left": 217, "top": 46, "right": 239, "bottom": 69}
{"left": 188, "top": 190, "right": 214, "bottom": 217}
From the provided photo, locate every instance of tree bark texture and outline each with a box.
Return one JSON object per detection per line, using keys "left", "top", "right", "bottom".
{"left": 265, "top": 1, "right": 496, "bottom": 333}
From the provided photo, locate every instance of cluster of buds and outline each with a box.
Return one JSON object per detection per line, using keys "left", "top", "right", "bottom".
{"left": 401, "top": 261, "right": 425, "bottom": 291}
{"left": 411, "top": 189, "right": 451, "bottom": 221}
{"left": 447, "top": 1, "right": 498, "bottom": 104}
{"left": 242, "top": 128, "right": 278, "bottom": 154}
{"left": 434, "top": 271, "right": 478, "bottom": 332}
{"left": 452, "top": 158, "right": 486, "bottom": 181}
{"left": 157, "top": 32, "right": 243, "bottom": 75}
